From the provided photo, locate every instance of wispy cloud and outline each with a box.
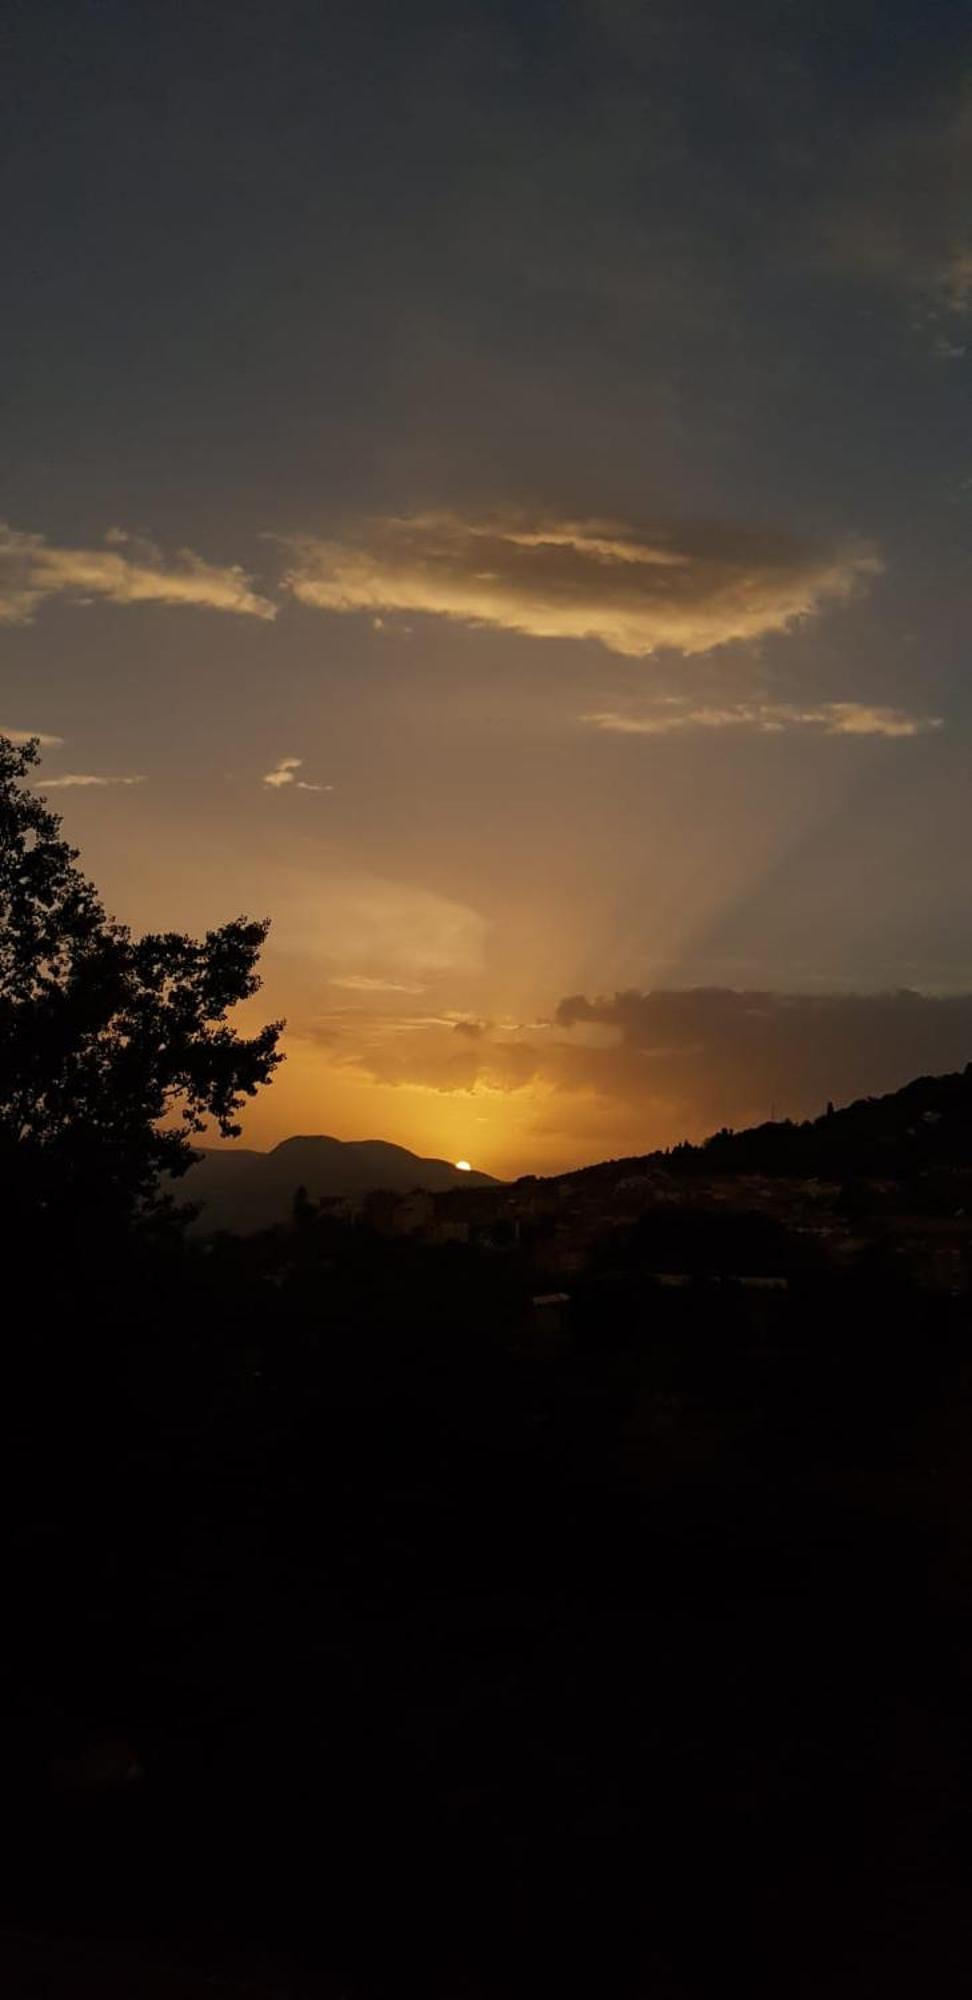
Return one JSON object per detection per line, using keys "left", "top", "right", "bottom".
{"left": 0, "top": 523, "right": 276, "bottom": 624}
{"left": 332, "top": 974, "right": 428, "bottom": 994}
{"left": 818, "top": 85, "right": 972, "bottom": 347}
{"left": 273, "top": 875, "right": 487, "bottom": 985}
{"left": 941, "top": 244, "right": 972, "bottom": 316}
{"left": 39, "top": 772, "right": 144, "bottom": 789}
{"left": 282, "top": 512, "right": 879, "bottom": 659}
{"left": 582, "top": 699, "right": 942, "bottom": 739}
{"left": 262, "top": 755, "right": 332, "bottom": 792}
{"left": 1, "top": 726, "right": 64, "bottom": 746}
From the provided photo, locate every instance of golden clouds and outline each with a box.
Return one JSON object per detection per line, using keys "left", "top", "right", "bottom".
{"left": 282, "top": 512, "right": 879, "bottom": 658}
{"left": 0, "top": 523, "right": 275, "bottom": 623}
{"left": 262, "top": 756, "right": 331, "bottom": 792}
{"left": 39, "top": 772, "right": 143, "bottom": 789}
{"left": 583, "top": 699, "right": 942, "bottom": 738}
{"left": 306, "top": 986, "right": 972, "bottom": 1160}
{"left": 0, "top": 510, "right": 884, "bottom": 658}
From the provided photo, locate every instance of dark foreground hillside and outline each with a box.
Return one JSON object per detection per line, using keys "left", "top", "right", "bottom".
{"left": 3, "top": 1211, "right": 972, "bottom": 1997}
{"left": 572, "top": 1060, "right": 972, "bottom": 1187}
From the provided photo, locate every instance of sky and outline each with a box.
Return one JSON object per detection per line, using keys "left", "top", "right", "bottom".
{"left": 2, "top": 0, "right": 971, "bottom": 1177}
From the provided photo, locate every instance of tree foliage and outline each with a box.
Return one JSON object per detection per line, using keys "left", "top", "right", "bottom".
{"left": 0, "top": 735, "right": 283, "bottom": 1230}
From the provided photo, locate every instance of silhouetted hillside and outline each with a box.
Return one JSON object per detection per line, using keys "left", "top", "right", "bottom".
{"left": 181, "top": 1135, "right": 499, "bottom": 1232}
{"left": 561, "top": 1063, "right": 972, "bottom": 1188}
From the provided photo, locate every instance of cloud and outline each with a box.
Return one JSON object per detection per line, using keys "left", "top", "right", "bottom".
{"left": 282, "top": 512, "right": 879, "bottom": 659}
{"left": 39, "top": 772, "right": 144, "bottom": 789}
{"left": 332, "top": 975, "right": 428, "bottom": 994}
{"left": 263, "top": 756, "right": 303, "bottom": 789}
{"left": 262, "top": 755, "right": 332, "bottom": 792}
{"left": 273, "top": 875, "right": 487, "bottom": 985}
{"left": 819, "top": 86, "right": 972, "bottom": 339}
{"left": 551, "top": 987, "right": 972, "bottom": 1138}
{"left": 305, "top": 1008, "right": 544, "bottom": 1096}
{"left": 1, "top": 726, "right": 64, "bottom": 746}
{"left": 931, "top": 334, "right": 967, "bottom": 363}
{"left": 0, "top": 523, "right": 275, "bottom": 624}
{"left": 306, "top": 984, "right": 972, "bottom": 1154}
{"left": 582, "top": 699, "right": 942, "bottom": 739}
{"left": 942, "top": 245, "right": 972, "bottom": 317}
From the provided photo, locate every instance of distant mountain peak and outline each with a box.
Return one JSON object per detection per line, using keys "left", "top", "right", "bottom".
{"left": 181, "top": 1134, "right": 498, "bottom": 1233}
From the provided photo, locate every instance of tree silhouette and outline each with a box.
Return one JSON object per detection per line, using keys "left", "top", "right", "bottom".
{"left": 0, "top": 735, "right": 283, "bottom": 1235}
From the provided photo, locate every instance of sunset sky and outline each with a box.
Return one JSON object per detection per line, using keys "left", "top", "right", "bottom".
{"left": 3, "top": 0, "right": 971, "bottom": 1177}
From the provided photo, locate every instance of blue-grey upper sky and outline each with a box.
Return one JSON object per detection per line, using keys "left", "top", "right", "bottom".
{"left": 2, "top": 0, "right": 970, "bottom": 1173}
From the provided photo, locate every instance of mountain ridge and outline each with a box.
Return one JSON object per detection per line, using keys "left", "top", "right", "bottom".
{"left": 180, "top": 1134, "right": 499, "bottom": 1232}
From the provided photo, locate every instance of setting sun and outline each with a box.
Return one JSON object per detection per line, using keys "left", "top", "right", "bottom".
{"left": 455, "top": 1159, "right": 472, "bottom": 1172}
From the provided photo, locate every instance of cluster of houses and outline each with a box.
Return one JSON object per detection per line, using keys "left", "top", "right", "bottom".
{"left": 313, "top": 1163, "right": 972, "bottom": 1301}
